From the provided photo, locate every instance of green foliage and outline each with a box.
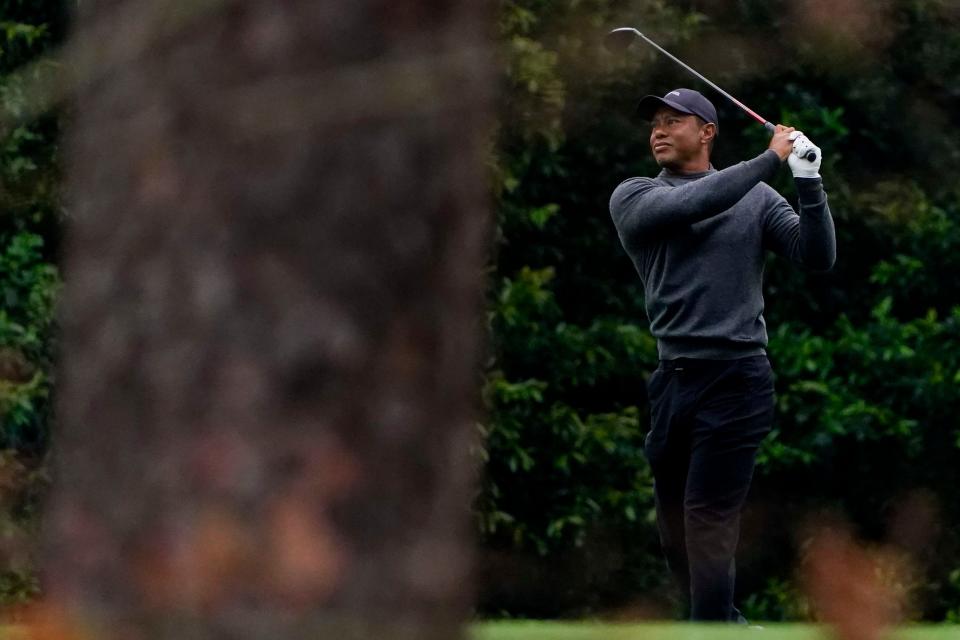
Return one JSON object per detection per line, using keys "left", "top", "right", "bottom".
{"left": 480, "top": 0, "right": 960, "bottom": 622}
{"left": 0, "top": 0, "right": 62, "bottom": 448}
{"left": 0, "top": 568, "right": 39, "bottom": 608}
{"left": 945, "top": 569, "right": 960, "bottom": 623}
{"left": 0, "top": 230, "right": 58, "bottom": 449}
{"left": 740, "top": 578, "right": 810, "bottom": 623}
{"left": 0, "top": 0, "right": 65, "bottom": 611}
{"left": 481, "top": 264, "right": 659, "bottom": 558}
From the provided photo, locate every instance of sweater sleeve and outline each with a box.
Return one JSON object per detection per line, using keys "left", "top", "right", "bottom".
{"left": 609, "top": 150, "right": 781, "bottom": 248}
{"left": 762, "top": 177, "right": 837, "bottom": 272}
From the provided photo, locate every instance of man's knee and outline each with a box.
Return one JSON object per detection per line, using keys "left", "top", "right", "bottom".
{"left": 684, "top": 506, "right": 740, "bottom": 557}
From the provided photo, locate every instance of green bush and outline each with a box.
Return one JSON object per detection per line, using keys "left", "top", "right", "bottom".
{"left": 0, "top": 0, "right": 66, "bottom": 610}
{"left": 0, "top": 230, "right": 58, "bottom": 450}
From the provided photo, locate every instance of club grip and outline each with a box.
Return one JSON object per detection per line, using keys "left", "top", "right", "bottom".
{"left": 766, "top": 121, "right": 818, "bottom": 162}
{"left": 765, "top": 122, "right": 818, "bottom": 161}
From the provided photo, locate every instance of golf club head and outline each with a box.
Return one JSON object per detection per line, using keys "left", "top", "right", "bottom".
{"left": 603, "top": 27, "right": 640, "bottom": 53}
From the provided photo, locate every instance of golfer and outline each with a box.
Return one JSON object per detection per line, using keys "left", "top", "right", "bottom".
{"left": 608, "top": 88, "right": 836, "bottom": 622}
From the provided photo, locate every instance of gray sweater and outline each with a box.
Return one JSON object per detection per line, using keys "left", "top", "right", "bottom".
{"left": 609, "top": 149, "right": 836, "bottom": 360}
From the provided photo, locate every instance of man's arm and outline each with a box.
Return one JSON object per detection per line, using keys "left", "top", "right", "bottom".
{"left": 762, "top": 178, "right": 836, "bottom": 272}
{"left": 763, "top": 133, "right": 836, "bottom": 271}
{"left": 609, "top": 125, "right": 796, "bottom": 247}
{"left": 609, "top": 150, "right": 781, "bottom": 245}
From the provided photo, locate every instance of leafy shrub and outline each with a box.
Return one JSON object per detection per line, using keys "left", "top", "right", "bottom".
{"left": 0, "top": 1, "right": 66, "bottom": 609}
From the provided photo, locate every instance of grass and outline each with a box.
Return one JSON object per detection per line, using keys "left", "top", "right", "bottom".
{"left": 472, "top": 621, "right": 959, "bottom": 640}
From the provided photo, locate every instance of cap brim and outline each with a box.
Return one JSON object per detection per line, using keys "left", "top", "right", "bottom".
{"left": 636, "top": 95, "right": 697, "bottom": 121}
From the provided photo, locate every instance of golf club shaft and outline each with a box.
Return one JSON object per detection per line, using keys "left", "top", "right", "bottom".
{"left": 610, "top": 27, "right": 817, "bottom": 162}
{"left": 624, "top": 28, "right": 770, "bottom": 127}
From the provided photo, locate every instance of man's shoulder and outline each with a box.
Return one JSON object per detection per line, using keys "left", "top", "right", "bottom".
{"left": 611, "top": 175, "right": 664, "bottom": 198}
{"left": 614, "top": 175, "right": 663, "bottom": 188}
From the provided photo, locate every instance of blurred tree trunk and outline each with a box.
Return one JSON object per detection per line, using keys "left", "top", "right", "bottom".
{"left": 41, "top": 1, "right": 492, "bottom": 638}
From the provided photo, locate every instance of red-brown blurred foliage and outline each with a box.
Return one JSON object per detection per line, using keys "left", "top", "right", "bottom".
{"left": 802, "top": 525, "right": 900, "bottom": 640}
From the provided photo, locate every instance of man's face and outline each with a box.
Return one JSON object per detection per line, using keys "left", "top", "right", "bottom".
{"left": 649, "top": 107, "right": 710, "bottom": 170}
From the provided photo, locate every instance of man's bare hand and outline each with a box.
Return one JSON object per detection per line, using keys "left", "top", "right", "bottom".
{"left": 768, "top": 124, "right": 796, "bottom": 161}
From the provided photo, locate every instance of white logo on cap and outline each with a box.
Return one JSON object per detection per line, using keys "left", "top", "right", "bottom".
{"left": 669, "top": 91, "right": 681, "bottom": 97}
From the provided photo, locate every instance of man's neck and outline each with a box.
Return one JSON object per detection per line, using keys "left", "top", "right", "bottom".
{"left": 662, "top": 155, "right": 711, "bottom": 174}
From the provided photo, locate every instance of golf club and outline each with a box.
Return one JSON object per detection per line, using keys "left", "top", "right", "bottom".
{"left": 605, "top": 26, "right": 817, "bottom": 162}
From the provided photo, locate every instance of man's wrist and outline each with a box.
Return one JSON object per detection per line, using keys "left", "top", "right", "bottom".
{"left": 795, "top": 176, "right": 825, "bottom": 201}
{"left": 757, "top": 149, "right": 782, "bottom": 179}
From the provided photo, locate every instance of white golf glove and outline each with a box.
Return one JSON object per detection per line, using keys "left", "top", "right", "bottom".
{"left": 787, "top": 131, "right": 822, "bottom": 178}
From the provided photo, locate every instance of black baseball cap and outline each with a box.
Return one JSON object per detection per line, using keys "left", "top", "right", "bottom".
{"left": 637, "top": 88, "right": 718, "bottom": 129}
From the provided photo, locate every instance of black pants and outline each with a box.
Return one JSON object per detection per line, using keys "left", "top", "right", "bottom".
{"left": 644, "top": 355, "right": 775, "bottom": 622}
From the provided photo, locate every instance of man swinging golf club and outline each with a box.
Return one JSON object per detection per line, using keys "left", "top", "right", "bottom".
{"left": 608, "top": 88, "right": 836, "bottom": 622}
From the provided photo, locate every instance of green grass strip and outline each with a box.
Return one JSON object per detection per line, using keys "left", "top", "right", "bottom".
{"left": 472, "top": 621, "right": 958, "bottom": 640}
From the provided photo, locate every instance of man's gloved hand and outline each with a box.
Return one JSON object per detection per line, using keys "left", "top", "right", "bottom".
{"left": 787, "top": 131, "right": 822, "bottom": 178}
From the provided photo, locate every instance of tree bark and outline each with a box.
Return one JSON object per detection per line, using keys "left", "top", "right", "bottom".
{"left": 42, "top": 1, "right": 492, "bottom": 637}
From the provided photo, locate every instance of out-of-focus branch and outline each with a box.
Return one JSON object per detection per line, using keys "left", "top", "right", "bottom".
{"left": 0, "top": 0, "right": 238, "bottom": 129}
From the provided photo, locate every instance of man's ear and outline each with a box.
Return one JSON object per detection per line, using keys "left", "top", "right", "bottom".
{"left": 700, "top": 122, "right": 717, "bottom": 146}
